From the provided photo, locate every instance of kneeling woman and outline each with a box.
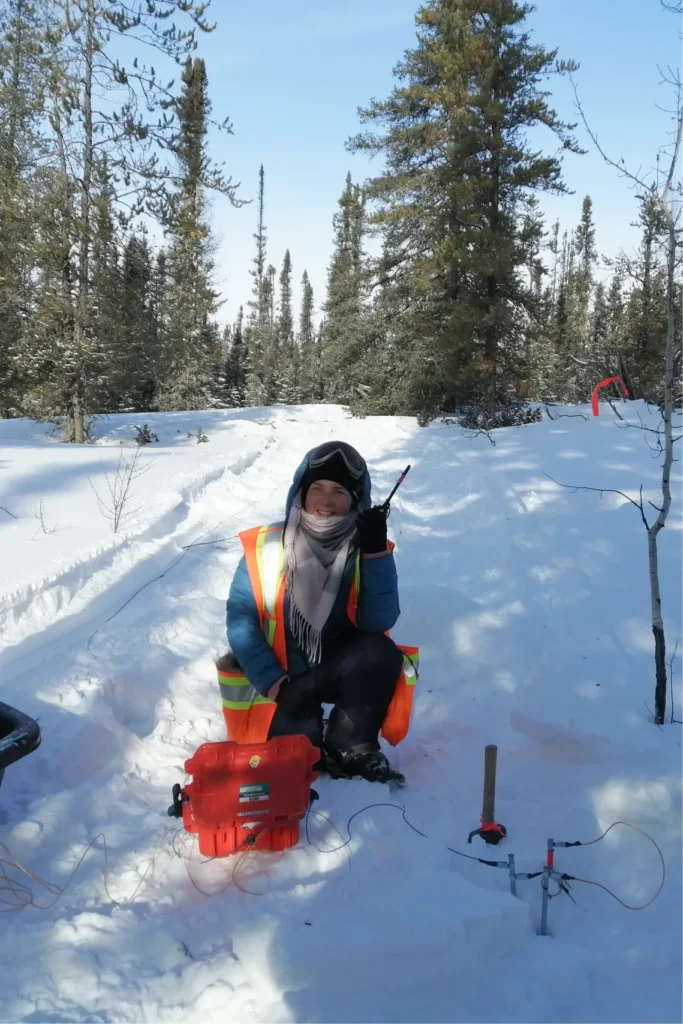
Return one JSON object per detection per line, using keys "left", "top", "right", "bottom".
{"left": 224, "top": 441, "right": 405, "bottom": 783}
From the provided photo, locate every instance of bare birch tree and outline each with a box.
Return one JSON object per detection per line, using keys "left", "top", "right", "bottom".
{"left": 571, "top": 44, "right": 682, "bottom": 723}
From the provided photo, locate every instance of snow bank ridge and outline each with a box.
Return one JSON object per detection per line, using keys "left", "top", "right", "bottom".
{"left": 0, "top": 462, "right": 233, "bottom": 652}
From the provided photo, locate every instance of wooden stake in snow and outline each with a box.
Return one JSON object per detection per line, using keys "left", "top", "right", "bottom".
{"left": 468, "top": 745, "right": 507, "bottom": 845}
{"left": 482, "top": 744, "right": 498, "bottom": 825}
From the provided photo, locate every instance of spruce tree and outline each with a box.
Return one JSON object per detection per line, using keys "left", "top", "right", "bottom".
{"left": 157, "top": 57, "right": 226, "bottom": 411}
{"left": 22, "top": 1, "right": 239, "bottom": 439}
{"left": 225, "top": 305, "right": 247, "bottom": 405}
{"left": 604, "top": 263, "right": 631, "bottom": 390}
{"left": 518, "top": 196, "right": 551, "bottom": 398}
{"left": 590, "top": 281, "right": 609, "bottom": 366}
{"left": 314, "top": 321, "right": 325, "bottom": 402}
{"left": 321, "top": 173, "right": 367, "bottom": 403}
{"left": 548, "top": 219, "right": 561, "bottom": 307}
{"left": 90, "top": 160, "right": 124, "bottom": 411}
{"left": 605, "top": 265, "right": 625, "bottom": 343}
{"left": 297, "top": 270, "right": 317, "bottom": 402}
{"left": 277, "top": 249, "right": 294, "bottom": 348}
{"left": 348, "top": 0, "right": 581, "bottom": 423}
{"left": 259, "top": 263, "right": 280, "bottom": 402}
{"left": 19, "top": 153, "right": 81, "bottom": 428}
{"left": 623, "top": 189, "right": 669, "bottom": 400}
{"left": 244, "top": 165, "right": 272, "bottom": 406}
{"left": 253, "top": 165, "right": 267, "bottom": 290}
{"left": 120, "top": 232, "right": 156, "bottom": 410}
{"left": 570, "top": 195, "right": 597, "bottom": 360}
{"left": 277, "top": 249, "right": 298, "bottom": 403}
{"left": 150, "top": 249, "right": 168, "bottom": 393}
{"left": 552, "top": 230, "right": 573, "bottom": 399}
{"left": 0, "top": 0, "right": 50, "bottom": 416}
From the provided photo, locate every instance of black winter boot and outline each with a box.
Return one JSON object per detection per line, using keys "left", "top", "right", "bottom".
{"left": 325, "top": 744, "right": 405, "bottom": 785}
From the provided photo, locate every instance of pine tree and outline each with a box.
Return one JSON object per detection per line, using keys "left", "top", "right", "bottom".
{"left": 348, "top": 0, "right": 581, "bottom": 423}
{"left": 321, "top": 173, "right": 368, "bottom": 403}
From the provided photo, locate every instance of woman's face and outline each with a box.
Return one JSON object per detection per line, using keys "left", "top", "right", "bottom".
{"left": 304, "top": 479, "right": 353, "bottom": 517}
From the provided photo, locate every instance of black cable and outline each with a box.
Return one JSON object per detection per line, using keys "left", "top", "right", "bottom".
{"left": 446, "top": 845, "right": 505, "bottom": 868}
{"left": 86, "top": 520, "right": 225, "bottom": 650}
{"left": 307, "top": 801, "right": 507, "bottom": 868}
{"left": 307, "top": 805, "right": 665, "bottom": 912}
{"left": 307, "top": 802, "right": 425, "bottom": 854}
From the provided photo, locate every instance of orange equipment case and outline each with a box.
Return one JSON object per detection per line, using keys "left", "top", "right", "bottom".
{"left": 168, "top": 735, "right": 319, "bottom": 856}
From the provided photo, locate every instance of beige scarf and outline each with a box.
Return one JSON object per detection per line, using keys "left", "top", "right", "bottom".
{"left": 283, "top": 492, "right": 357, "bottom": 663}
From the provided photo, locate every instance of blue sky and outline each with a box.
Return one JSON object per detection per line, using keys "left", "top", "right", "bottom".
{"left": 188, "top": 0, "right": 680, "bottom": 327}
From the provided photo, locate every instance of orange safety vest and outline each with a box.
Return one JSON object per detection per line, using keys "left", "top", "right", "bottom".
{"left": 218, "top": 524, "right": 419, "bottom": 747}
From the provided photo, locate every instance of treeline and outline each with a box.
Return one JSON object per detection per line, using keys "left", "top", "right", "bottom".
{"left": 1, "top": 0, "right": 679, "bottom": 438}
{"left": 0, "top": 0, "right": 242, "bottom": 440}
{"left": 228, "top": 177, "right": 680, "bottom": 425}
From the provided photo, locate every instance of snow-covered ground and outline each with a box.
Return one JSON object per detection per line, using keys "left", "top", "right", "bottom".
{"left": 0, "top": 401, "right": 681, "bottom": 1024}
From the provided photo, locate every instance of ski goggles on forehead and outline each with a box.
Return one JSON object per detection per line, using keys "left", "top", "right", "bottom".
{"left": 307, "top": 443, "right": 366, "bottom": 479}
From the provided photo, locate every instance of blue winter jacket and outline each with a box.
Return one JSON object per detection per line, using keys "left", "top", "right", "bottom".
{"left": 226, "top": 451, "right": 400, "bottom": 696}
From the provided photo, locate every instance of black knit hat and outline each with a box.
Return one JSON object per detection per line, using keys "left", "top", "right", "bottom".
{"left": 300, "top": 442, "right": 365, "bottom": 505}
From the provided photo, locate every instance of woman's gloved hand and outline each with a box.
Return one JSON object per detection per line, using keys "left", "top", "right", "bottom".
{"left": 356, "top": 506, "right": 388, "bottom": 554}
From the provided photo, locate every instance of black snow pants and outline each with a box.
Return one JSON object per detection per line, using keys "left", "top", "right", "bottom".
{"left": 268, "top": 630, "right": 403, "bottom": 757}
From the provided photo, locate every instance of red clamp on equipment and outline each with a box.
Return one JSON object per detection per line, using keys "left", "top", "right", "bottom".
{"left": 168, "top": 735, "right": 319, "bottom": 856}
{"left": 468, "top": 815, "right": 507, "bottom": 845}
{"left": 467, "top": 744, "right": 507, "bottom": 846}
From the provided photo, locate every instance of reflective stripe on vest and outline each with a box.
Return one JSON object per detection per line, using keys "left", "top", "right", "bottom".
{"left": 256, "top": 525, "right": 285, "bottom": 647}
{"left": 218, "top": 525, "right": 289, "bottom": 743}
{"left": 402, "top": 648, "right": 419, "bottom": 684}
{"left": 217, "top": 671, "right": 272, "bottom": 709}
{"left": 239, "top": 525, "right": 288, "bottom": 666}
